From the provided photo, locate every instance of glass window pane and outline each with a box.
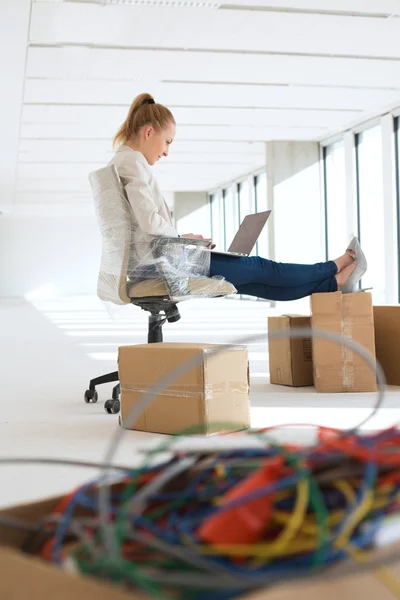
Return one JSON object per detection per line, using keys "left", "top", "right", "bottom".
{"left": 357, "top": 125, "right": 385, "bottom": 302}
{"left": 254, "top": 172, "right": 268, "bottom": 258}
{"left": 211, "top": 191, "right": 224, "bottom": 251}
{"left": 238, "top": 180, "right": 254, "bottom": 221}
{"left": 223, "top": 186, "right": 239, "bottom": 251}
{"left": 238, "top": 179, "right": 257, "bottom": 256}
{"left": 396, "top": 117, "right": 400, "bottom": 303}
{"left": 324, "top": 141, "right": 347, "bottom": 259}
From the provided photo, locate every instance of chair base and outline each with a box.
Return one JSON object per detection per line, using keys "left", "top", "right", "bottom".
{"left": 84, "top": 299, "right": 181, "bottom": 414}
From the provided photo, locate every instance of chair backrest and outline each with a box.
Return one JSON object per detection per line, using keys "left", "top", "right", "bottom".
{"left": 89, "top": 165, "right": 132, "bottom": 305}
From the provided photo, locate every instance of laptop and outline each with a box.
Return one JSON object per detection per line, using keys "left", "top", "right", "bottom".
{"left": 205, "top": 210, "right": 271, "bottom": 257}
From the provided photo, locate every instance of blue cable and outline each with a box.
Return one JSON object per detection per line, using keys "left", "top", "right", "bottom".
{"left": 51, "top": 480, "right": 98, "bottom": 564}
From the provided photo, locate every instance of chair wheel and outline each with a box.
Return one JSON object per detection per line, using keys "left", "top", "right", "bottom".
{"left": 104, "top": 399, "right": 120, "bottom": 415}
{"left": 84, "top": 390, "right": 98, "bottom": 404}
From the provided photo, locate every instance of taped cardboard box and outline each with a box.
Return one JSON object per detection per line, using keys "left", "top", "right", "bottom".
{"left": 374, "top": 306, "right": 400, "bottom": 386}
{"left": 268, "top": 316, "right": 313, "bottom": 387}
{"left": 1, "top": 495, "right": 399, "bottom": 600}
{"left": 311, "top": 292, "right": 377, "bottom": 393}
{"left": 118, "top": 342, "right": 250, "bottom": 435}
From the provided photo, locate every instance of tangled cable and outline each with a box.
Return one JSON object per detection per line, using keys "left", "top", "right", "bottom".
{"left": 19, "top": 424, "right": 400, "bottom": 600}
{"left": 2, "top": 327, "right": 398, "bottom": 599}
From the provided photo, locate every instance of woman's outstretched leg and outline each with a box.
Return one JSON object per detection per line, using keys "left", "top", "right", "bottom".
{"left": 210, "top": 251, "right": 354, "bottom": 289}
{"left": 234, "top": 262, "right": 357, "bottom": 301}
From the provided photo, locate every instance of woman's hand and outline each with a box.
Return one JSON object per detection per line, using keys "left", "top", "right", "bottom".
{"left": 181, "top": 233, "right": 209, "bottom": 240}
{"left": 181, "top": 233, "right": 216, "bottom": 249}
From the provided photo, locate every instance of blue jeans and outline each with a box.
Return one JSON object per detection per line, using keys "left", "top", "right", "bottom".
{"left": 210, "top": 254, "right": 338, "bottom": 301}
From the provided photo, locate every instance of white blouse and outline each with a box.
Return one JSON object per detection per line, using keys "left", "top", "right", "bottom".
{"left": 109, "top": 145, "right": 178, "bottom": 234}
{"left": 108, "top": 145, "right": 178, "bottom": 266}
{"left": 107, "top": 145, "right": 210, "bottom": 282}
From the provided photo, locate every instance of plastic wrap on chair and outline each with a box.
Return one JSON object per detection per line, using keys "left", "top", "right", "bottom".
{"left": 149, "top": 236, "right": 214, "bottom": 299}
{"left": 89, "top": 165, "right": 236, "bottom": 305}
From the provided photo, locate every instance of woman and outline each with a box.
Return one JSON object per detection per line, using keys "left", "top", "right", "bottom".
{"left": 108, "top": 93, "right": 366, "bottom": 301}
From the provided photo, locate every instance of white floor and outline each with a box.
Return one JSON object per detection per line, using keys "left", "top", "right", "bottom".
{"left": 1, "top": 294, "right": 399, "bottom": 509}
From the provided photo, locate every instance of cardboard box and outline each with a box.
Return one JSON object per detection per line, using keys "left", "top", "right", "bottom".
{"left": 311, "top": 292, "right": 377, "bottom": 393}
{"left": 268, "top": 316, "right": 313, "bottom": 387}
{"left": 0, "top": 494, "right": 139, "bottom": 600}
{"left": 118, "top": 342, "right": 250, "bottom": 435}
{"left": 374, "top": 306, "right": 400, "bottom": 386}
{"left": 1, "top": 494, "right": 400, "bottom": 600}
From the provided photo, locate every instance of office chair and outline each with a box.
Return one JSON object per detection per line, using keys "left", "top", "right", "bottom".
{"left": 84, "top": 165, "right": 236, "bottom": 414}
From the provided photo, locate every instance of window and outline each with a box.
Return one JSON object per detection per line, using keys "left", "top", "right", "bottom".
{"left": 355, "top": 125, "right": 385, "bottom": 302}
{"left": 237, "top": 179, "right": 253, "bottom": 221}
{"left": 395, "top": 117, "right": 400, "bottom": 302}
{"left": 223, "top": 186, "right": 239, "bottom": 251}
{"left": 210, "top": 192, "right": 224, "bottom": 251}
{"left": 238, "top": 179, "right": 257, "bottom": 256}
{"left": 323, "top": 140, "right": 347, "bottom": 260}
{"left": 254, "top": 172, "right": 268, "bottom": 258}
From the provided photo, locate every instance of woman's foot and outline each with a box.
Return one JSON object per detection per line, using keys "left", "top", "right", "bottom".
{"left": 342, "top": 237, "right": 367, "bottom": 293}
{"left": 333, "top": 253, "right": 355, "bottom": 273}
{"left": 333, "top": 237, "right": 365, "bottom": 273}
{"left": 335, "top": 263, "right": 357, "bottom": 291}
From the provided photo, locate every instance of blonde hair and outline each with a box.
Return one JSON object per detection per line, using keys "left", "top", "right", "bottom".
{"left": 113, "top": 93, "right": 176, "bottom": 149}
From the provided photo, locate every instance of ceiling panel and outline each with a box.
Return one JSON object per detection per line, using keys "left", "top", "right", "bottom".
{"left": 21, "top": 104, "right": 360, "bottom": 128}
{"left": 23, "top": 80, "right": 400, "bottom": 110}
{"left": 20, "top": 123, "right": 324, "bottom": 140}
{"left": 35, "top": 0, "right": 400, "bottom": 14}
{"left": 221, "top": 0, "right": 400, "bottom": 14}
{"left": 18, "top": 138, "right": 265, "bottom": 160}
{"left": 30, "top": 2, "right": 400, "bottom": 57}
{"left": 26, "top": 47, "right": 400, "bottom": 88}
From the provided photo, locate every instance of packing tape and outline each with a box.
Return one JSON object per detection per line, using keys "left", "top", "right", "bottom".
{"left": 120, "top": 382, "right": 249, "bottom": 399}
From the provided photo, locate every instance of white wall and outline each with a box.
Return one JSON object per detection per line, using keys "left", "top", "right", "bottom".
{"left": 0, "top": 190, "right": 199, "bottom": 299}
{"left": 0, "top": 214, "right": 101, "bottom": 298}
{"left": 0, "top": 0, "right": 30, "bottom": 210}
{"left": 173, "top": 191, "right": 211, "bottom": 238}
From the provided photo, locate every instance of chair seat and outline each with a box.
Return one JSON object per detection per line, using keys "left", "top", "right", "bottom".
{"left": 128, "top": 277, "right": 236, "bottom": 299}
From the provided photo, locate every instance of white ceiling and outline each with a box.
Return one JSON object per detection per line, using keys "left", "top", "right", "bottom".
{"left": 15, "top": 0, "right": 400, "bottom": 201}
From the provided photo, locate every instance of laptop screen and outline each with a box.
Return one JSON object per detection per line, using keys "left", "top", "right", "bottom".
{"left": 228, "top": 211, "right": 271, "bottom": 255}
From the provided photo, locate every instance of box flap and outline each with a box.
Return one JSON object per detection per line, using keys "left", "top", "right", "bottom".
{"left": 0, "top": 496, "right": 63, "bottom": 549}
{"left": 118, "top": 344, "right": 205, "bottom": 394}
{"left": 0, "top": 545, "right": 398, "bottom": 600}
{"left": 0, "top": 547, "right": 139, "bottom": 600}
{"left": 121, "top": 343, "right": 229, "bottom": 350}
